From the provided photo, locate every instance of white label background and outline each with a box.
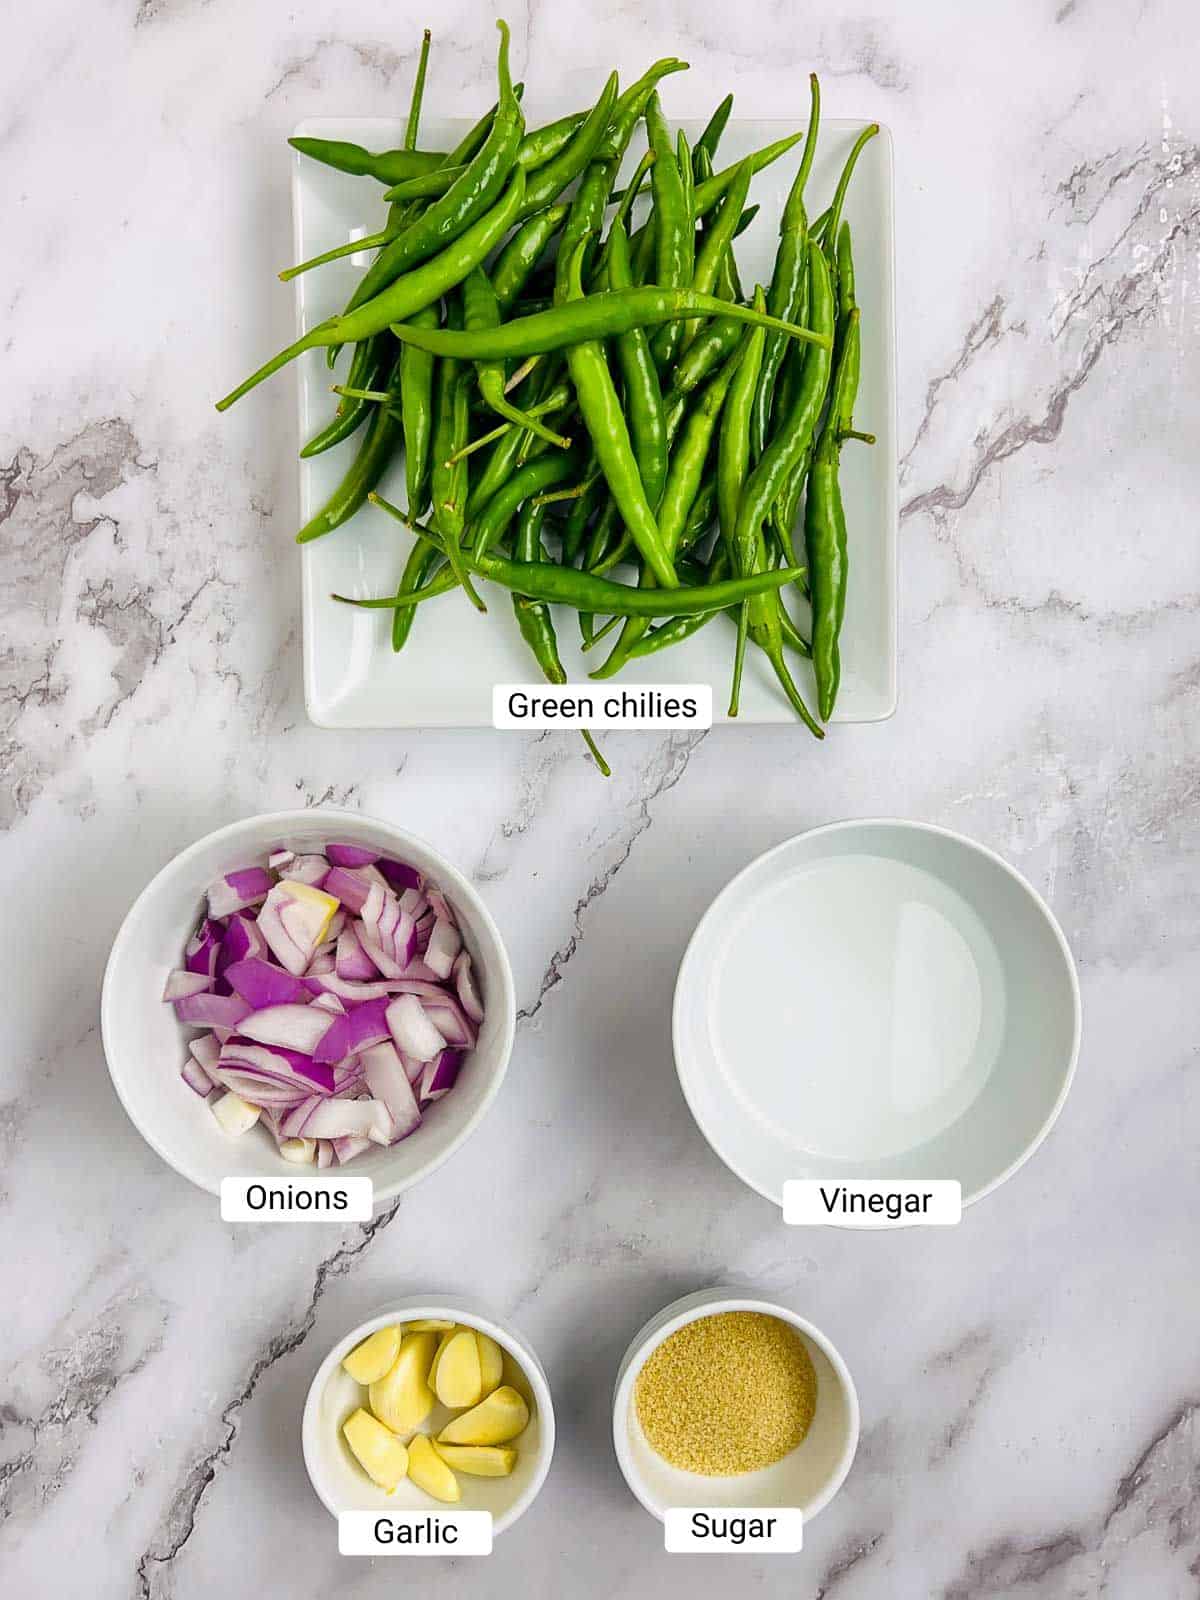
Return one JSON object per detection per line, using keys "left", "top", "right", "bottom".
{"left": 664, "top": 1508, "right": 803, "bottom": 1554}
{"left": 339, "top": 1510, "right": 493, "bottom": 1556}
{"left": 220, "top": 1176, "right": 373, "bottom": 1221}
{"left": 783, "top": 1178, "right": 962, "bottom": 1227}
{"left": 492, "top": 683, "right": 712, "bottom": 730}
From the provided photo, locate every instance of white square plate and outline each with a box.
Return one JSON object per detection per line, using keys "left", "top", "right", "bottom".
{"left": 291, "top": 117, "right": 896, "bottom": 727}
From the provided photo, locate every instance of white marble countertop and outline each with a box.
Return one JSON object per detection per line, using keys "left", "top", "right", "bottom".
{"left": 3, "top": 1, "right": 1199, "bottom": 1595}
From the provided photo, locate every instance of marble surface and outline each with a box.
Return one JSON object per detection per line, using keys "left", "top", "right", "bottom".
{"left": 3, "top": 1, "right": 1199, "bottom": 1595}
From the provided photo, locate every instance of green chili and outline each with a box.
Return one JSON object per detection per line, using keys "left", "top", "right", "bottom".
{"left": 357, "top": 495, "right": 805, "bottom": 614}
{"left": 300, "top": 334, "right": 389, "bottom": 459}
{"left": 461, "top": 265, "right": 572, "bottom": 447}
{"left": 511, "top": 499, "right": 610, "bottom": 775}
{"left": 295, "top": 347, "right": 403, "bottom": 544}
{"left": 645, "top": 91, "right": 693, "bottom": 367}
{"left": 560, "top": 242, "right": 678, "bottom": 589}
{"left": 493, "top": 203, "right": 569, "bottom": 310}
{"left": 695, "top": 93, "right": 733, "bottom": 168}
{"left": 400, "top": 304, "right": 438, "bottom": 519}
{"left": 606, "top": 221, "right": 668, "bottom": 510}
{"left": 386, "top": 284, "right": 830, "bottom": 363}
{"left": 216, "top": 165, "right": 528, "bottom": 410}
{"left": 340, "top": 22, "right": 524, "bottom": 316}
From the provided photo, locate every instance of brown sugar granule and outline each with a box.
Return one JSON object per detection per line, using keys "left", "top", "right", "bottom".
{"left": 634, "top": 1311, "right": 817, "bottom": 1475}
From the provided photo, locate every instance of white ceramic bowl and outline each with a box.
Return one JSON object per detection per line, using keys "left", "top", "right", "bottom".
{"left": 101, "top": 809, "right": 515, "bottom": 1201}
{"left": 674, "top": 820, "right": 1081, "bottom": 1210}
{"left": 613, "top": 1288, "right": 859, "bottom": 1523}
{"left": 303, "top": 1299, "right": 555, "bottom": 1536}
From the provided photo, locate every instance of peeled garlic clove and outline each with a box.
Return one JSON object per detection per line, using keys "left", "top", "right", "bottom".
{"left": 476, "top": 1332, "right": 504, "bottom": 1397}
{"left": 406, "top": 1318, "right": 456, "bottom": 1331}
{"left": 436, "top": 1385, "right": 529, "bottom": 1446}
{"left": 343, "top": 1408, "right": 408, "bottom": 1490}
{"left": 343, "top": 1324, "right": 402, "bottom": 1385}
{"left": 407, "top": 1433, "right": 460, "bottom": 1503}
{"left": 368, "top": 1331, "right": 438, "bottom": 1434}
{"left": 280, "top": 1137, "right": 316, "bottom": 1164}
{"left": 433, "top": 1442, "right": 517, "bottom": 1477}
{"left": 434, "top": 1327, "right": 484, "bottom": 1410}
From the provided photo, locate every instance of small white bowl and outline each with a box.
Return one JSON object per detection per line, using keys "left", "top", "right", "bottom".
{"left": 613, "top": 1289, "right": 859, "bottom": 1523}
{"left": 674, "top": 820, "right": 1081, "bottom": 1209}
{"left": 303, "top": 1299, "right": 555, "bottom": 1536}
{"left": 100, "top": 809, "right": 515, "bottom": 1201}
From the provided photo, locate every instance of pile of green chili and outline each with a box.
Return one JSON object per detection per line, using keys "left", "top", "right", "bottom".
{"left": 216, "top": 23, "right": 878, "bottom": 769}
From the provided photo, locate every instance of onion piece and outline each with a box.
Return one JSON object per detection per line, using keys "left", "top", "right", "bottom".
{"left": 189, "top": 1032, "right": 221, "bottom": 1070}
{"left": 326, "top": 842, "right": 381, "bottom": 869}
{"left": 419, "top": 1048, "right": 464, "bottom": 1103}
{"left": 300, "top": 1097, "right": 393, "bottom": 1144}
{"left": 316, "top": 1139, "right": 335, "bottom": 1168}
{"left": 211, "top": 1091, "right": 261, "bottom": 1136}
{"left": 181, "top": 1055, "right": 214, "bottom": 1095}
{"left": 386, "top": 994, "right": 446, "bottom": 1063}
{"left": 361, "top": 1041, "right": 422, "bottom": 1142}
{"left": 336, "top": 924, "right": 380, "bottom": 981}
{"left": 220, "top": 1038, "right": 335, "bottom": 1093}
{"left": 207, "top": 867, "right": 273, "bottom": 919}
{"left": 311, "top": 991, "right": 345, "bottom": 1014}
{"left": 381, "top": 858, "right": 423, "bottom": 894}
{"left": 453, "top": 952, "right": 484, "bottom": 1024}
{"left": 312, "top": 997, "right": 392, "bottom": 1064}
{"left": 214, "top": 1069, "right": 310, "bottom": 1108}
{"left": 422, "top": 994, "right": 476, "bottom": 1050}
{"left": 185, "top": 919, "right": 224, "bottom": 979}
{"left": 426, "top": 888, "right": 456, "bottom": 927}
{"left": 174, "top": 992, "right": 252, "bottom": 1030}
{"left": 163, "top": 969, "right": 212, "bottom": 1001}
{"left": 279, "top": 1094, "right": 325, "bottom": 1137}
{"left": 287, "top": 853, "right": 331, "bottom": 887}
{"left": 223, "top": 957, "right": 311, "bottom": 1008}
{"left": 280, "top": 1136, "right": 316, "bottom": 1163}
{"left": 331, "top": 1135, "right": 370, "bottom": 1164}
{"left": 424, "top": 917, "right": 462, "bottom": 979}
{"left": 217, "top": 914, "right": 267, "bottom": 979}
{"left": 237, "top": 1003, "right": 334, "bottom": 1055}
{"left": 258, "top": 880, "right": 339, "bottom": 975}
{"left": 269, "top": 849, "right": 295, "bottom": 870}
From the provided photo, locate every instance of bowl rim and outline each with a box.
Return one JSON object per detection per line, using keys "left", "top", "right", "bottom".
{"left": 301, "top": 1298, "right": 555, "bottom": 1537}
{"left": 611, "top": 1288, "right": 860, "bottom": 1524}
{"left": 99, "top": 808, "right": 516, "bottom": 1203}
{"left": 672, "top": 817, "right": 1083, "bottom": 1211}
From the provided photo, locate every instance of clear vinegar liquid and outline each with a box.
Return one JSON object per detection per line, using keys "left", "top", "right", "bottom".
{"left": 710, "top": 855, "right": 1007, "bottom": 1160}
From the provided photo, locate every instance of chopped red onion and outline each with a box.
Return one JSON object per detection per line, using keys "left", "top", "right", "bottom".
{"left": 312, "top": 997, "right": 392, "bottom": 1064}
{"left": 286, "top": 853, "right": 331, "bottom": 887}
{"left": 381, "top": 858, "right": 422, "bottom": 893}
{"left": 181, "top": 1055, "right": 215, "bottom": 1095}
{"left": 424, "top": 917, "right": 462, "bottom": 980}
{"left": 326, "top": 842, "right": 381, "bottom": 869}
{"left": 362, "top": 1041, "right": 422, "bottom": 1141}
{"left": 454, "top": 952, "right": 484, "bottom": 1023}
{"left": 386, "top": 994, "right": 446, "bottom": 1062}
{"left": 189, "top": 1032, "right": 221, "bottom": 1070}
{"left": 336, "top": 924, "right": 379, "bottom": 981}
{"left": 419, "top": 1048, "right": 464, "bottom": 1103}
{"left": 237, "top": 1003, "right": 334, "bottom": 1055}
{"left": 186, "top": 919, "right": 224, "bottom": 979}
{"left": 331, "top": 1134, "right": 371, "bottom": 1164}
{"left": 220, "top": 1038, "right": 335, "bottom": 1093}
{"left": 223, "top": 957, "right": 311, "bottom": 1008}
{"left": 163, "top": 969, "right": 213, "bottom": 1001}
{"left": 259, "top": 880, "right": 337, "bottom": 975}
{"left": 207, "top": 867, "right": 273, "bottom": 919}
{"left": 174, "top": 992, "right": 252, "bottom": 1030}
{"left": 168, "top": 840, "right": 481, "bottom": 1167}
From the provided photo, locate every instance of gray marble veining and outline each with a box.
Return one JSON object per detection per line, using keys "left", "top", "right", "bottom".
{"left": 2, "top": 1, "right": 1199, "bottom": 1595}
